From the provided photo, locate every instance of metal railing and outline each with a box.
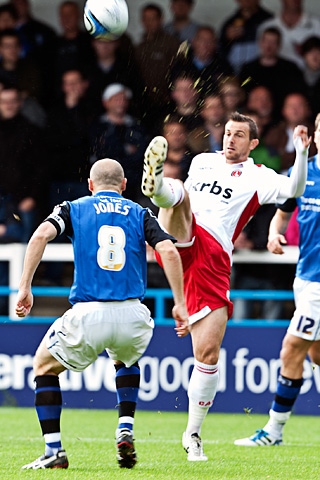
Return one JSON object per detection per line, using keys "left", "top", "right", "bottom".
{"left": 0, "top": 285, "right": 294, "bottom": 326}
{"left": 0, "top": 243, "right": 299, "bottom": 320}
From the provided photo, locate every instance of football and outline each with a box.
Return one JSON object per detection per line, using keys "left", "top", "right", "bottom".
{"left": 83, "top": 0, "right": 129, "bottom": 40}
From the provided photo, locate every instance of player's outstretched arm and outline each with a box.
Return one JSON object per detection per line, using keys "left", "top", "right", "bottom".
{"left": 267, "top": 209, "right": 292, "bottom": 255}
{"left": 15, "top": 222, "right": 57, "bottom": 318}
{"left": 155, "top": 239, "right": 189, "bottom": 337}
{"left": 277, "top": 125, "right": 311, "bottom": 201}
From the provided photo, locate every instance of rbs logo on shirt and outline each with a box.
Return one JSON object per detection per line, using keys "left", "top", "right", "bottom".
{"left": 193, "top": 181, "right": 233, "bottom": 199}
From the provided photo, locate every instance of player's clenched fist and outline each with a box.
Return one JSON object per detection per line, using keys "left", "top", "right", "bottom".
{"left": 293, "top": 125, "right": 312, "bottom": 152}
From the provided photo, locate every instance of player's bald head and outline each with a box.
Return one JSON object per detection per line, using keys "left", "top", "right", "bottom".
{"left": 90, "top": 158, "right": 125, "bottom": 190}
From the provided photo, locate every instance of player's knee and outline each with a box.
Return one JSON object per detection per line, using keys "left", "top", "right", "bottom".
{"left": 194, "top": 350, "right": 219, "bottom": 365}
{"left": 33, "top": 359, "right": 58, "bottom": 376}
{"left": 33, "top": 348, "right": 65, "bottom": 376}
{"left": 280, "top": 344, "right": 299, "bottom": 366}
{"left": 280, "top": 339, "right": 308, "bottom": 368}
{"left": 308, "top": 346, "right": 320, "bottom": 366}
{"left": 309, "top": 351, "right": 320, "bottom": 365}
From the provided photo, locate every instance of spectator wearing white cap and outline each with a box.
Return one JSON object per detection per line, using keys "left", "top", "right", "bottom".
{"left": 102, "top": 83, "right": 132, "bottom": 102}
{"left": 89, "top": 83, "right": 149, "bottom": 202}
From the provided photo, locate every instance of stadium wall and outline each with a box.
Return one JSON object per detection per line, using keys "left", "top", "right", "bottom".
{"left": 1, "top": 322, "right": 319, "bottom": 415}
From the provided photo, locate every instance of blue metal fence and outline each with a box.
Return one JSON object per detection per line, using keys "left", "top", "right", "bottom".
{"left": 0, "top": 286, "right": 293, "bottom": 325}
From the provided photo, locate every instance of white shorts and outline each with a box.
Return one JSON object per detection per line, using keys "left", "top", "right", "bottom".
{"left": 288, "top": 277, "right": 320, "bottom": 341}
{"left": 45, "top": 300, "right": 154, "bottom": 371}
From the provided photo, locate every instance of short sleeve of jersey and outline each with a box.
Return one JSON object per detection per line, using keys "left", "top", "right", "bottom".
{"left": 44, "top": 202, "right": 73, "bottom": 237}
{"left": 276, "top": 197, "right": 297, "bottom": 212}
{"left": 144, "top": 208, "right": 176, "bottom": 248}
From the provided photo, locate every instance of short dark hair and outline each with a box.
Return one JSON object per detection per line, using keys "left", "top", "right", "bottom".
{"left": 194, "top": 25, "right": 216, "bottom": 37}
{"left": 172, "top": 0, "right": 194, "bottom": 4}
{"left": 260, "top": 26, "right": 282, "bottom": 43}
{"left": 61, "top": 68, "right": 88, "bottom": 81}
{"left": 0, "top": 85, "right": 21, "bottom": 97}
{"left": 229, "top": 111, "right": 259, "bottom": 140}
{"left": 59, "top": 0, "right": 79, "bottom": 8}
{"left": 163, "top": 113, "right": 187, "bottom": 128}
{"left": 301, "top": 35, "right": 320, "bottom": 55}
{"left": 0, "top": 28, "right": 20, "bottom": 44}
{"left": 142, "top": 3, "right": 163, "bottom": 18}
{"left": 0, "top": 3, "right": 18, "bottom": 20}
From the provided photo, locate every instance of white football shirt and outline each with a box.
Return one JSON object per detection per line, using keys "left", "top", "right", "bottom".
{"left": 184, "top": 152, "right": 285, "bottom": 261}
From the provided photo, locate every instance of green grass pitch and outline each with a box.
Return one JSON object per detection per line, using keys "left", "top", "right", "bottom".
{"left": 0, "top": 407, "right": 319, "bottom": 479}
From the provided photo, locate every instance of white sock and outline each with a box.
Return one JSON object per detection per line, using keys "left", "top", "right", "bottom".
{"left": 186, "top": 360, "right": 219, "bottom": 436}
{"left": 44, "top": 432, "right": 62, "bottom": 456}
{"left": 263, "top": 409, "right": 291, "bottom": 438}
{"left": 151, "top": 178, "right": 185, "bottom": 208}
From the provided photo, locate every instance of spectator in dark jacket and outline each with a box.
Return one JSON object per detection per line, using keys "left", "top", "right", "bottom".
{"left": 89, "top": 83, "right": 149, "bottom": 203}
{"left": 53, "top": 1, "right": 95, "bottom": 93}
{"left": 0, "top": 29, "right": 43, "bottom": 103}
{"left": 219, "top": 0, "right": 273, "bottom": 73}
{"left": 164, "top": 0, "right": 200, "bottom": 43}
{"left": 0, "top": 86, "right": 46, "bottom": 240}
{"left": 135, "top": 3, "right": 180, "bottom": 134}
{"left": 170, "top": 25, "right": 233, "bottom": 99}
{"left": 45, "top": 69, "right": 94, "bottom": 208}
{"left": 239, "top": 27, "right": 306, "bottom": 119}
{"left": 87, "top": 37, "right": 144, "bottom": 117}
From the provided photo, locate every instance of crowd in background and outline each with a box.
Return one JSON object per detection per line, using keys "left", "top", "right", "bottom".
{"left": 0, "top": 0, "right": 319, "bottom": 318}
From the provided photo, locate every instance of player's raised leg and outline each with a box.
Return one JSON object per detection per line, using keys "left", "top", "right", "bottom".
{"left": 141, "top": 136, "right": 192, "bottom": 243}
{"left": 142, "top": 136, "right": 186, "bottom": 207}
{"left": 141, "top": 136, "right": 168, "bottom": 198}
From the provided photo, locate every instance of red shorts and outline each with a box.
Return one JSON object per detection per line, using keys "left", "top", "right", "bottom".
{"left": 156, "top": 220, "right": 233, "bottom": 323}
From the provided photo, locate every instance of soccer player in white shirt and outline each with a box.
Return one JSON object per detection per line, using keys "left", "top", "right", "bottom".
{"left": 141, "top": 111, "right": 311, "bottom": 461}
